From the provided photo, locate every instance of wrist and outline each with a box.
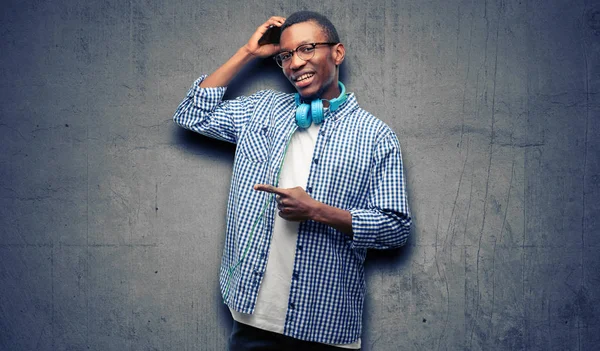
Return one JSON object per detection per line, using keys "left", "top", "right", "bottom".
{"left": 310, "top": 201, "right": 324, "bottom": 223}
{"left": 239, "top": 45, "right": 258, "bottom": 60}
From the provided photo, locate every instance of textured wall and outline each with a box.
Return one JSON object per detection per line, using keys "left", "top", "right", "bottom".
{"left": 1, "top": 0, "right": 598, "bottom": 350}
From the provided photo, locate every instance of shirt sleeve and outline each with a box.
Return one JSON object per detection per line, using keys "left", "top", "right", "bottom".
{"left": 172, "top": 75, "right": 268, "bottom": 144}
{"left": 348, "top": 132, "right": 412, "bottom": 250}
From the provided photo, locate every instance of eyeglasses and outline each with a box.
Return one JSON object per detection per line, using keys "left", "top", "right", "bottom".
{"left": 274, "top": 42, "right": 338, "bottom": 68}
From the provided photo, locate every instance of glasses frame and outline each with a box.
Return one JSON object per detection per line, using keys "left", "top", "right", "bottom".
{"left": 274, "top": 42, "right": 338, "bottom": 68}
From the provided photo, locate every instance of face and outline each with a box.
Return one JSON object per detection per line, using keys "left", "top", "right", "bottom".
{"left": 279, "top": 21, "right": 345, "bottom": 100}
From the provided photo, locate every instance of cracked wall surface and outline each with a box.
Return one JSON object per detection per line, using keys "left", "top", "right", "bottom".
{"left": 1, "top": 0, "right": 598, "bottom": 350}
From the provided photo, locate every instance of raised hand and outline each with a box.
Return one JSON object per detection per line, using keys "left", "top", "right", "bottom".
{"left": 243, "top": 16, "right": 286, "bottom": 58}
{"left": 198, "top": 16, "right": 286, "bottom": 88}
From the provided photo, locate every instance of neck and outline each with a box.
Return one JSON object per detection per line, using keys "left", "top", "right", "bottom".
{"left": 321, "top": 78, "right": 341, "bottom": 101}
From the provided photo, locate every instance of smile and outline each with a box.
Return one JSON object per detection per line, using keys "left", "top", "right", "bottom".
{"left": 294, "top": 73, "right": 314, "bottom": 82}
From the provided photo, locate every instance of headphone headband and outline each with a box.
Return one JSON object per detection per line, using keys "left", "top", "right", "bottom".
{"left": 325, "top": 81, "right": 347, "bottom": 111}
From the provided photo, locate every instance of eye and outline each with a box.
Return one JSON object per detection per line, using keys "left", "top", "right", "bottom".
{"left": 299, "top": 45, "right": 315, "bottom": 54}
{"left": 279, "top": 52, "right": 292, "bottom": 61}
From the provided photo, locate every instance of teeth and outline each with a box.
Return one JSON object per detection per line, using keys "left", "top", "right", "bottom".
{"left": 296, "top": 73, "right": 314, "bottom": 82}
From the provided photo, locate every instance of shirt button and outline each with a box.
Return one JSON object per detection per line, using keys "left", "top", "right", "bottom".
{"left": 313, "top": 158, "right": 318, "bottom": 164}
{"left": 320, "top": 130, "right": 326, "bottom": 136}
{"left": 292, "top": 272, "right": 299, "bottom": 280}
{"left": 306, "top": 186, "right": 312, "bottom": 193}
{"left": 289, "top": 302, "right": 295, "bottom": 310}
{"left": 297, "top": 245, "right": 303, "bottom": 251}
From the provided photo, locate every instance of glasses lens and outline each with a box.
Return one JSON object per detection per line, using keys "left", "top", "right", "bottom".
{"left": 275, "top": 52, "right": 292, "bottom": 67}
{"left": 275, "top": 55, "right": 283, "bottom": 67}
{"left": 296, "top": 44, "right": 316, "bottom": 61}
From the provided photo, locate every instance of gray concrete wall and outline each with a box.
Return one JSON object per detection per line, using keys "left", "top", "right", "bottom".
{"left": 1, "top": 0, "right": 598, "bottom": 350}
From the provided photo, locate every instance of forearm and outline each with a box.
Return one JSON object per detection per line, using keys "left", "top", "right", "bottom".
{"left": 312, "top": 202, "right": 353, "bottom": 238}
{"left": 199, "top": 16, "right": 285, "bottom": 88}
{"left": 199, "top": 47, "right": 256, "bottom": 88}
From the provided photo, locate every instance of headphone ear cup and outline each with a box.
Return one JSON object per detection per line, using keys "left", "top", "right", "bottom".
{"left": 311, "top": 99, "right": 324, "bottom": 125}
{"left": 295, "top": 103, "right": 312, "bottom": 129}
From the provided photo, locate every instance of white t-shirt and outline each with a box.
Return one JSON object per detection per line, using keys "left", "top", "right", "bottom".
{"left": 230, "top": 123, "right": 361, "bottom": 349}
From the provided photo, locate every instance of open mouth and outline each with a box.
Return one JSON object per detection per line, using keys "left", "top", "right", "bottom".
{"left": 294, "top": 73, "right": 314, "bottom": 82}
{"left": 293, "top": 72, "right": 315, "bottom": 88}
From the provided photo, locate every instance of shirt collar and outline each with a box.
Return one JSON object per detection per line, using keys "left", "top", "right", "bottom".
{"left": 328, "top": 93, "right": 359, "bottom": 121}
{"left": 286, "top": 92, "right": 359, "bottom": 122}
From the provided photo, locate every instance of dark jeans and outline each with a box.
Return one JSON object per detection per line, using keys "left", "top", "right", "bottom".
{"left": 228, "top": 321, "right": 359, "bottom": 351}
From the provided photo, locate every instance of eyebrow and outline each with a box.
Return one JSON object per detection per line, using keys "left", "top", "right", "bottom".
{"left": 279, "top": 40, "right": 316, "bottom": 52}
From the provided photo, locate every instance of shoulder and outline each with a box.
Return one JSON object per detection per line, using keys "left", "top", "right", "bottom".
{"left": 249, "top": 89, "right": 294, "bottom": 102}
{"left": 238, "top": 89, "right": 295, "bottom": 110}
{"left": 339, "top": 97, "right": 400, "bottom": 146}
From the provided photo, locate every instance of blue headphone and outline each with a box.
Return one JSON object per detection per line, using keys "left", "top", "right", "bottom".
{"left": 294, "top": 81, "right": 347, "bottom": 129}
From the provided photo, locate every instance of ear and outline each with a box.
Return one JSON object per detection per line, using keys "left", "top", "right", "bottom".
{"left": 332, "top": 43, "right": 345, "bottom": 66}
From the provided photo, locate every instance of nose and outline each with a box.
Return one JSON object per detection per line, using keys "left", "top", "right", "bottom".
{"left": 288, "top": 51, "right": 306, "bottom": 70}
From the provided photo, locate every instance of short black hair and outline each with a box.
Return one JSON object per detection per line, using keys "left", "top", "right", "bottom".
{"left": 280, "top": 11, "right": 340, "bottom": 43}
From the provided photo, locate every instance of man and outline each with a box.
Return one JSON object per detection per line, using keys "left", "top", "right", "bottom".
{"left": 173, "top": 11, "right": 411, "bottom": 350}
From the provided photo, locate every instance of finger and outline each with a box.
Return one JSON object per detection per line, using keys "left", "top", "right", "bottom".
{"left": 254, "top": 184, "right": 285, "bottom": 195}
{"left": 278, "top": 210, "right": 299, "bottom": 221}
{"left": 258, "top": 17, "right": 285, "bottom": 34}
{"left": 268, "top": 16, "right": 286, "bottom": 26}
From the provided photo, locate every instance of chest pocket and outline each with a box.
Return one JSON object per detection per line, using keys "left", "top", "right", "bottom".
{"left": 239, "top": 123, "right": 271, "bottom": 163}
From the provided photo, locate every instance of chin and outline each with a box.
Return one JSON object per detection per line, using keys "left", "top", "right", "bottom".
{"left": 297, "top": 86, "right": 324, "bottom": 101}
{"left": 298, "top": 91, "right": 318, "bottom": 100}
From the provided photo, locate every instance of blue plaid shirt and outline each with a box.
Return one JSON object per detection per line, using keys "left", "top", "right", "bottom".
{"left": 173, "top": 75, "right": 411, "bottom": 345}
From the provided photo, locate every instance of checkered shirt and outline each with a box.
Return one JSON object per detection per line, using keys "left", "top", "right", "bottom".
{"left": 173, "top": 75, "right": 411, "bottom": 345}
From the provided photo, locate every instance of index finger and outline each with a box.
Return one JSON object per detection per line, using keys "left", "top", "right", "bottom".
{"left": 254, "top": 184, "right": 286, "bottom": 195}
{"left": 258, "top": 17, "right": 286, "bottom": 32}
{"left": 268, "top": 16, "right": 286, "bottom": 26}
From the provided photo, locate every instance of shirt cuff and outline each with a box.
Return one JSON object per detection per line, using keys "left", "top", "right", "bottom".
{"left": 186, "top": 75, "right": 228, "bottom": 101}
{"left": 348, "top": 208, "right": 411, "bottom": 250}
{"left": 348, "top": 209, "right": 377, "bottom": 250}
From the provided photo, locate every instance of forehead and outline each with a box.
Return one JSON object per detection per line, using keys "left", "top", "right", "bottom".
{"left": 280, "top": 21, "right": 327, "bottom": 49}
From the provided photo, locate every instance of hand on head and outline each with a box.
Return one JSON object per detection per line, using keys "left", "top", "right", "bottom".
{"left": 244, "top": 16, "right": 286, "bottom": 58}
